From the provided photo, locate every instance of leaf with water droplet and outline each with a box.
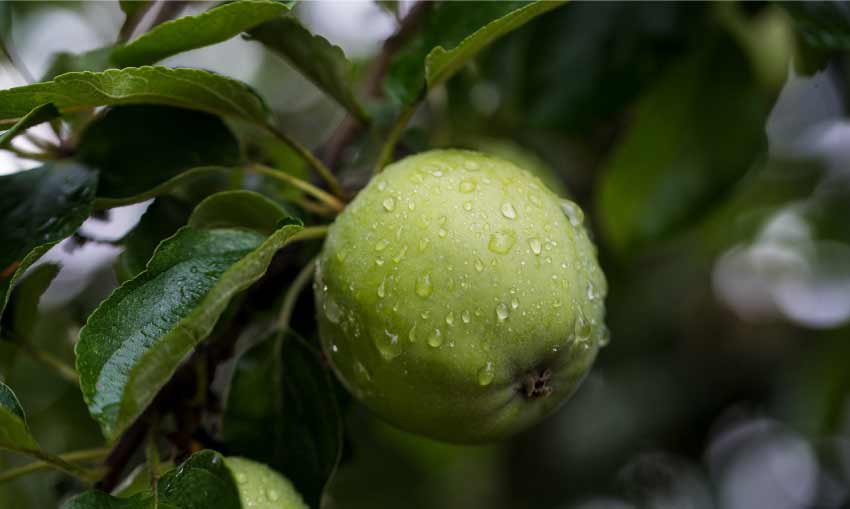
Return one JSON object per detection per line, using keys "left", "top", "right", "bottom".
{"left": 77, "top": 191, "right": 303, "bottom": 441}
{"left": 0, "top": 162, "right": 97, "bottom": 334}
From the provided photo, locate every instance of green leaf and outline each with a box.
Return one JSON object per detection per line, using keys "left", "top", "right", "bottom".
{"left": 76, "top": 105, "right": 240, "bottom": 207}
{"left": 0, "top": 162, "right": 98, "bottom": 330}
{"left": 386, "top": 1, "right": 564, "bottom": 105}
{"left": 42, "top": 48, "right": 115, "bottom": 80}
{"left": 2, "top": 263, "right": 60, "bottom": 337}
{"left": 597, "top": 37, "right": 775, "bottom": 256}
{"left": 76, "top": 191, "right": 303, "bottom": 440}
{"left": 0, "top": 67, "right": 270, "bottom": 126}
{"left": 783, "top": 1, "right": 850, "bottom": 50}
{"left": 0, "top": 103, "right": 59, "bottom": 145}
{"left": 375, "top": 0, "right": 401, "bottom": 20}
{"left": 0, "top": 381, "right": 40, "bottom": 453}
{"left": 188, "top": 189, "right": 292, "bottom": 234}
{"left": 425, "top": 1, "right": 566, "bottom": 90}
{"left": 62, "top": 491, "right": 156, "bottom": 509}
{"left": 111, "top": 0, "right": 291, "bottom": 67}
{"left": 119, "top": 0, "right": 153, "bottom": 19}
{"left": 223, "top": 333, "right": 342, "bottom": 508}
{"left": 247, "top": 15, "right": 368, "bottom": 121}
{"left": 157, "top": 450, "right": 241, "bottom": 509}
{"left": 62, "top": 450, "right": 237, "bottom": 509}
{"left": 115, "top": 198, "right": 193, "bottom": 283}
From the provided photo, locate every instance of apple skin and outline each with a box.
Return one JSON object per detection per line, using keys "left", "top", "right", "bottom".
{"left": 224, "top": 457, "right": 308, "bottom": 509}
{"left": 315, "top": 149, "right": 607, "bottom": 443}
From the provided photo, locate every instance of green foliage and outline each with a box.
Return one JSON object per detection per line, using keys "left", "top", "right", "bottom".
{"left": 115, "top": 198, "right": 193, "bottom": 283}
{"left": 598, "top": 36, "right": 774, "bottom": 255}
{"left": 0, "top": 162, "right": 98, "bottom": 328}
{"left": 0, "top": 104, "right": 59, "bottom": 146}
{"left": 223, "top": 333, "right": 342, "bottom": 508}
{"left": 2, "top": 263, "right": 60, "bottom": 338}
{"left": 111, "top": 0, "right": 290, "bottom": 67}
{"left": 76, "top": 192, "right": 302, "bottom": 440}
{"left": 783, "top": 1, "right": 850, "bottom": 50}
{"left": 247, "top": 15, "right": 368, "bottom": 120}
{"left": 0, "top": 67, "right": 270, "bottom": 126}
{"left": 386, "top": 1, "right": 562, "bottom": 106}
{"left": 1, "top": 1, "right": 843, "bottom": 508}
{"left": 0, "top": 382, "right": 40, "bottom": 453}
{"left": 77, "top": 105, "right": 240, "bottom": 207}
{"left": 64, "top": 450, "right": 241, "bottom": 509}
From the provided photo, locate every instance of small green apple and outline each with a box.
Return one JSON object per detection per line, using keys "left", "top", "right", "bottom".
{"left": 224, "top": 457, "right": 308, "bottom": 509}
{"left": 315, "top": 149, "right": 607, "bottom": 443}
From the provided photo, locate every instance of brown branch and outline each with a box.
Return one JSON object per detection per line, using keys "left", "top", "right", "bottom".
{"left": 321, "top": 1, "right": 432, "bottom": 171}
{"left": 147, "top": 0, "right": 188, "bottom": 31}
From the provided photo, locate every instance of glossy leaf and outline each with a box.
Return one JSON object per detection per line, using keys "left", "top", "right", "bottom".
{"left": 111, "top": 0, "right": 290, "bottom": 67}
{"left": 223, "top": 333, "right": 342, "bottom": 508}
{"left": 597, "top": 37, "right": 774, "bottom": 255}
{"left": 62, "top": 450, "right": 237, "bottom": 509}
{"left": 0, "top": 67, "right": 270, "bottom": 126}
{"left": 248, "top": 15, "right": 368, "bottom": 120}
{"left": 157, "top": 450, "right": 241, "bottom": 509}
{"left": 76, "top": 192, "right": 303, "bottom": 440}
{"left": 76, "top": 105, "right": 240, "bottom": 207}
{"left": 0, "top": 163, "right": 98, "bottom": 329}
{"left": 0, "top": 381, "right": 40, "bottom": 453}
{"left": 0, "top": 103, "right": 59, "bottom": 145}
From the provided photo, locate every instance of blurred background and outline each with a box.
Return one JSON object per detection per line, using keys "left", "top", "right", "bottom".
{"left": 2, "top": 1, "right": 850, "bottom": 508}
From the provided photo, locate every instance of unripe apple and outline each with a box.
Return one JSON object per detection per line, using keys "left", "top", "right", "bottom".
{"left": 315, "top": 149, "right": 607, "bottom": 443}
{"left": 224, "top": 457, "right": 308, "bottom": 509}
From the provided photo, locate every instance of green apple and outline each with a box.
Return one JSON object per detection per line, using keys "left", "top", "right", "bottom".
{"left": 224, "top": 457, "right": 308, "bottom": 509}
{"left": 315, "top": 149, "right": 607, "bottom": 443}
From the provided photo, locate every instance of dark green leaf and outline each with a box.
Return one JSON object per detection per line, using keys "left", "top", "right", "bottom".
{"left": 111, "top": 0, "right": 291, "bottom": 68}
{"left": 76, "top": 192, "right": 302, "bottom": 440}
{"left": 0, "top": 67, "right": 270, "bottom": 126}
{"left": 3, "top": 263, "right": 60, "bottom": 337}
{"left": 783, "top": 1, "right": 850, "bottom": 50}
{"left": 0, "top": 381, "right": 40, "bottom": 453}
{"left": 0, "top": 162, "right": 98, "bottom": 329}
{"left": 119, "top": 0, "right": 152, "bottom": 19}
{"left": 0, "top": 103, "right": 59, "bottom": 145}
{"left": 598, "top": 37, "right": 775, "bottom": 255}
{"left": 248, "top": 15, "right": 368, "bottom": 120}
{"left": 62, "top": 491, "right": 156, "bottom": 509}
{"left": 115, "top": 198, "right": 193, "bottom": 283}
{"left": 503, "top": 2, "right": 703, "bottom": 132}
{"left": 158, "top": 450, "right": 241, "bottom": 509}
{"left": 76, "top": 105, "right": 240, "bottom": 207}
{"left": 386, "top": 1, "right": 564, "bottom": 105}
{"left": 62, "top": 451, "right": 237, "bottom": 509}
{"left": 424, "top": 1, "right": 566, "bottom": 91}
{"left": 223, "top": 333, "right": 342, "bottom": 508}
